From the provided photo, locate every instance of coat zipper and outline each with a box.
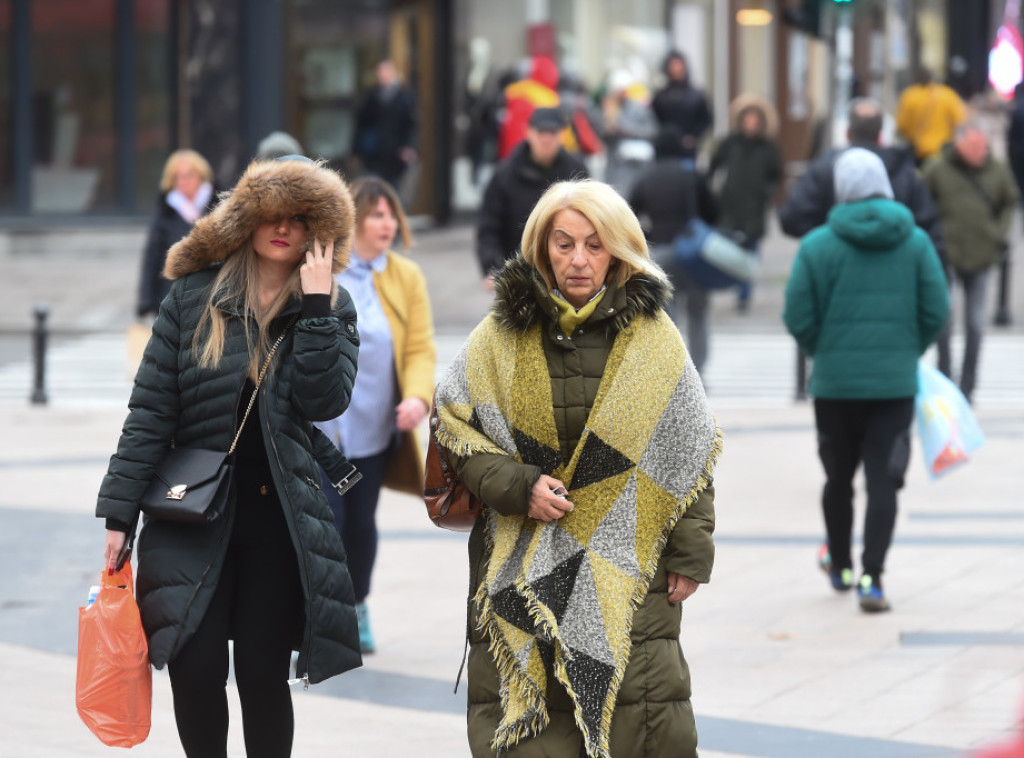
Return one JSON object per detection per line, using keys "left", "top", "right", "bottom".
{"left": 167, "top": 372, "right": 248, "bottom": 659}
{"left": 263, "top": 388, "right": 315, "bottom": 688}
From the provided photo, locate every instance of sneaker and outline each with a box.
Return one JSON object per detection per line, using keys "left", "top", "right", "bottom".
{"left": 355, "top": 602, "right": 375, "bottom": 653}
{"left": 858, "top": 575, "right": 891, "bottom": 613}
{"left": 817, "top": 544, "right": 853, "bottom": 592}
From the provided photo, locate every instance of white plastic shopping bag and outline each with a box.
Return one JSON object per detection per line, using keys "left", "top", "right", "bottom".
{"left": 915, "top": 361, "right": 984, "bottom": 478}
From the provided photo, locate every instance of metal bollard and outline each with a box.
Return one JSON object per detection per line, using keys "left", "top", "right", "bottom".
{"left": 993, "top": 250, "right": 1012, "bottom": 326}
{"left": 30, "top": 302, "right": 48, "bottom": 405}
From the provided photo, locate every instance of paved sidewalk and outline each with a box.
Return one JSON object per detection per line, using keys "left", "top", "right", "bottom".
{"left": 1, "top": 209, "right": 1023, "bottom": 755}
{"left": 1, "top": 401, "right": 1022, "bottom": 756}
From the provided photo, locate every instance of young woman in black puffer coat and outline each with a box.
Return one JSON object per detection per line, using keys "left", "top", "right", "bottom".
{"left": 98, "top": 155, "right": 363, "bottom": 758}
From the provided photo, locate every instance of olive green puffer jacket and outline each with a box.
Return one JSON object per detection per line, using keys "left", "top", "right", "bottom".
{"left": 97, "top": 268, "right": 362, "bottom": 684}
{"left": 458, "top": 257, "right": 716, "bottom": 758}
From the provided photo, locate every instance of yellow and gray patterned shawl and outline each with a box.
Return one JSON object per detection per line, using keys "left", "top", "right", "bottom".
{"left": 435, "top": 306, "right": 721, "bottom": 758}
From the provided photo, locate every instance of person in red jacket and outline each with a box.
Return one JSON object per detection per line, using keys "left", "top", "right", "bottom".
{"left": 497, "top": 56, "right": 561, "bottom": 160}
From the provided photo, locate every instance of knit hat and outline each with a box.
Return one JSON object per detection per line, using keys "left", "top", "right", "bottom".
{"left": 834, "top": 147, "right": 894, "bottom": 203}
{"left": 256, "top": 131, "right": 304, "bottom": 160}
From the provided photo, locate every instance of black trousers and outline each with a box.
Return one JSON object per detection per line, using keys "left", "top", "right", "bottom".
{"left": 319, "top": 448, "right": 391, "bottom": 603}
{"left": 814, "top": 398, "right": 914, "bottom": 581}
{"left": 167, "top": 480, "right": 303, "bottom": 758}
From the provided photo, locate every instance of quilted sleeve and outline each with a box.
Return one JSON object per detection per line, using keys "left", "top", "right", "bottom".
{"left": 289, "top": 286, "right": 359, "bottom": 421}
{"left": 662, "top": 483, "right": 716, "bottom": 584}
{"left": 96, "top": 279, "right": 185, "bottom": 525}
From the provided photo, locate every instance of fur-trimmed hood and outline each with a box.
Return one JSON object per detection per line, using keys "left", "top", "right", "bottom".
{"left": 164, "top": 158, "right": 354, "bottom": 280}
{"left": 491, "top": 255, "right": 670, "bottom": 338}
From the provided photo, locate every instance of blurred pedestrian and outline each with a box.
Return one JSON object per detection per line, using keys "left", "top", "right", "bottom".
{"left": 316, "top": 177, "right": 436, "bottom": 654}
{"left": 98, "top": 156, "right": 363, "bottom": 757}
{"left": 778, "top": 97, "right": 947, "bottom": 270}
{"left": 896, "top": 68, "right": 966, "bottom": 165}
{"left": 1001, "top": 80, "right": 1024, "bottom": 325}
{"left": 599, "top": 69, "right": 656, "bottom": 195}
{"left": 476, "top": 107, "right": 589, "bottom": 288}
{"left": 651, "top": 50, "right": 712, "bottom": 158}
{"left": 630, "top": 124, "right": 718, "bottom": 375}
{"left": 708, "top": 94, "right": 782, "bottom": 311}
{"left": 353, "top": 60, "right": 418, "bottom": 189}
{"left": 558, "top": 69, "right": 604, "bottom": 158}
{"left": 923, "top": 123, "right": 1018, "bottom": 403}
{"left": 256, "top": 131, "right": 304, "bottom": 161}
{"left": 783, "top": 148, "right": 949, "bottom": 612}
{"left": 137, "top": 149, "right": 216, "bottom": 319}
{"left": 438, "top": 179, "right": 719, "bottom": 758}
{"left": 497, "top": 55, "right": 561, "bottom": 160}
{"left": 464, "top": 37, "right": 503, "bottom": 185}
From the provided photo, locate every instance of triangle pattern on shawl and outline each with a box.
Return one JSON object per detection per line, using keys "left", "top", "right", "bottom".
{"left": 530, "top": 549, "right": 585, "bottom": 626}
{"left": 569, "top": 432, "right": 636, "bottom": 490}
{"left": 556, "top": 556, "right": 615, "bottom": 665}
{"left": 512, "top": 427, "right": 563, "bottom": 475}
{"left": 586, "top": 473, "right": 641, "bottom": 579}
{"left": 494, "top": 582, "right": 537, "bottom": 634}
{"left": 563, "top": 649, "right": 616, "bottom": 749}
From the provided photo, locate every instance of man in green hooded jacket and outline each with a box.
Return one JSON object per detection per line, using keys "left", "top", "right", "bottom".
{"left": 784, "top": 148, "right": 949, "bottom": 612}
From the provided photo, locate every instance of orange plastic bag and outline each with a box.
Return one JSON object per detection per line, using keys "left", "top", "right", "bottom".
{"left": 76, "top": 562, "right": 152, "bottom": 747}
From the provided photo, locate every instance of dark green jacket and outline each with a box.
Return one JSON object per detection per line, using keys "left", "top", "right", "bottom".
{"left": 709, "top": 132, "right": 782, "bottom": 240}
{"left": 458, "top": 257, "right": 715, "bottom": 757}
{"left": 783, "top": 198, "right": 949, "bottom": 399}
{"left": 97, "top": 269, "right": 362, "bottom": 683}
{"left": 922, "top": 143, "right": 1018, "bottom": 273}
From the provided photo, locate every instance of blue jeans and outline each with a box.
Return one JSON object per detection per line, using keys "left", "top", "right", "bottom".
{"left": 936, "top": 267, "right": 989, "bottom": 401}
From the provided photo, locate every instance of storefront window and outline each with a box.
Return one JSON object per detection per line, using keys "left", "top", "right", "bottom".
{"left": 0, "top": 1, "right": 11, "bottom": 210}
{"left": 286, "top": 1, "right": 388, "bottom": 166}
{"left": 135, "top": 0, "right": 172, "bottom": 211}
{"left": 31, "top": 0, "right": 117, "bottom": 213}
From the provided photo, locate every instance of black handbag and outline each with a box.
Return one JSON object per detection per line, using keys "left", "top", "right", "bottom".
{"left": 139, "top": 318, "right": 294, "bottom": 523}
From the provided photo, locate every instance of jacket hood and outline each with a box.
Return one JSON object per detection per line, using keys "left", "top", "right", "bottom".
{"left": 728, "top": 93, "right": 778, "bottom": 138}
{"left": 530, "top": 56, "right": 559, "bottom": 90}
{"left": 491, "top": 255, "right": 670, "bottom": 338}
{"left": 834, "top": 148, "right": 893, "bottom": 203}
{"left": 164, "top": 158, "right": 354, "bottom": 280}
{"left": 828, "top": 197, "right": 914, "bottom": 250}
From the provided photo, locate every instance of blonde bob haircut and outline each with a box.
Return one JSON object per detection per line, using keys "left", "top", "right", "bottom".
{"left": 159, "top": 149, "right": 214, "bottom": 192}
{"left": 520, "top": 179, "right": 670, "bottom": 292}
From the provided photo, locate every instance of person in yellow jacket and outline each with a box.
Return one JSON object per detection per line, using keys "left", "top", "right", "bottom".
{"left": 896, "top": 68, "right": 967, "bottom": 164}
{"left": 316, "top": 176, "right": 436, "bottom": 653}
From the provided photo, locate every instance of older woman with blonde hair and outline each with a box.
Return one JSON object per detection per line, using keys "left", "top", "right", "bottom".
{"left": 137, "top": 149, "right": 216, "bottom": 317}
{"left": 434, "top": 179, "right": 721, "bottom": 758}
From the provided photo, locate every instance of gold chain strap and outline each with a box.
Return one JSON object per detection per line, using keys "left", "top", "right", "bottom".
{"left": 228, "top": 315, "right": 299, "bottom": 455}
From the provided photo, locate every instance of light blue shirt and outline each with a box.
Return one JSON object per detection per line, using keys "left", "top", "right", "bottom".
{"left": 316, "top": 253, "right": 396, "bottom": 458}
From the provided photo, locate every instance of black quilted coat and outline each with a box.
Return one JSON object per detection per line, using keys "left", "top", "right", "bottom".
{"left": 96, "top": 158, "right": 363, "bottom": 684}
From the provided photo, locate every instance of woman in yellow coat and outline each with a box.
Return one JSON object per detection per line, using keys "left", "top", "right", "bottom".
{"left": 317, "top": 177, "right": 436, "bottom": 652}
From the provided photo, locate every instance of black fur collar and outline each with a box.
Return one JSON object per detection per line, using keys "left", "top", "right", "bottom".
{"left": 491, "top": 255, "right": 670, "bottom": 338}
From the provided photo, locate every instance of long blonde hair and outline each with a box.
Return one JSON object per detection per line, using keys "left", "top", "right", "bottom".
{"left": 521, "top": 179, "right": 670, "bottom": 292}
{"left": 193, "top": 242, "right": 307, "bottom": 380}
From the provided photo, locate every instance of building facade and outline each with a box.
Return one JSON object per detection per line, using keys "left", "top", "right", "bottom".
{"left": 0, "top": 0, "right": 1008, "bottom": 226}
